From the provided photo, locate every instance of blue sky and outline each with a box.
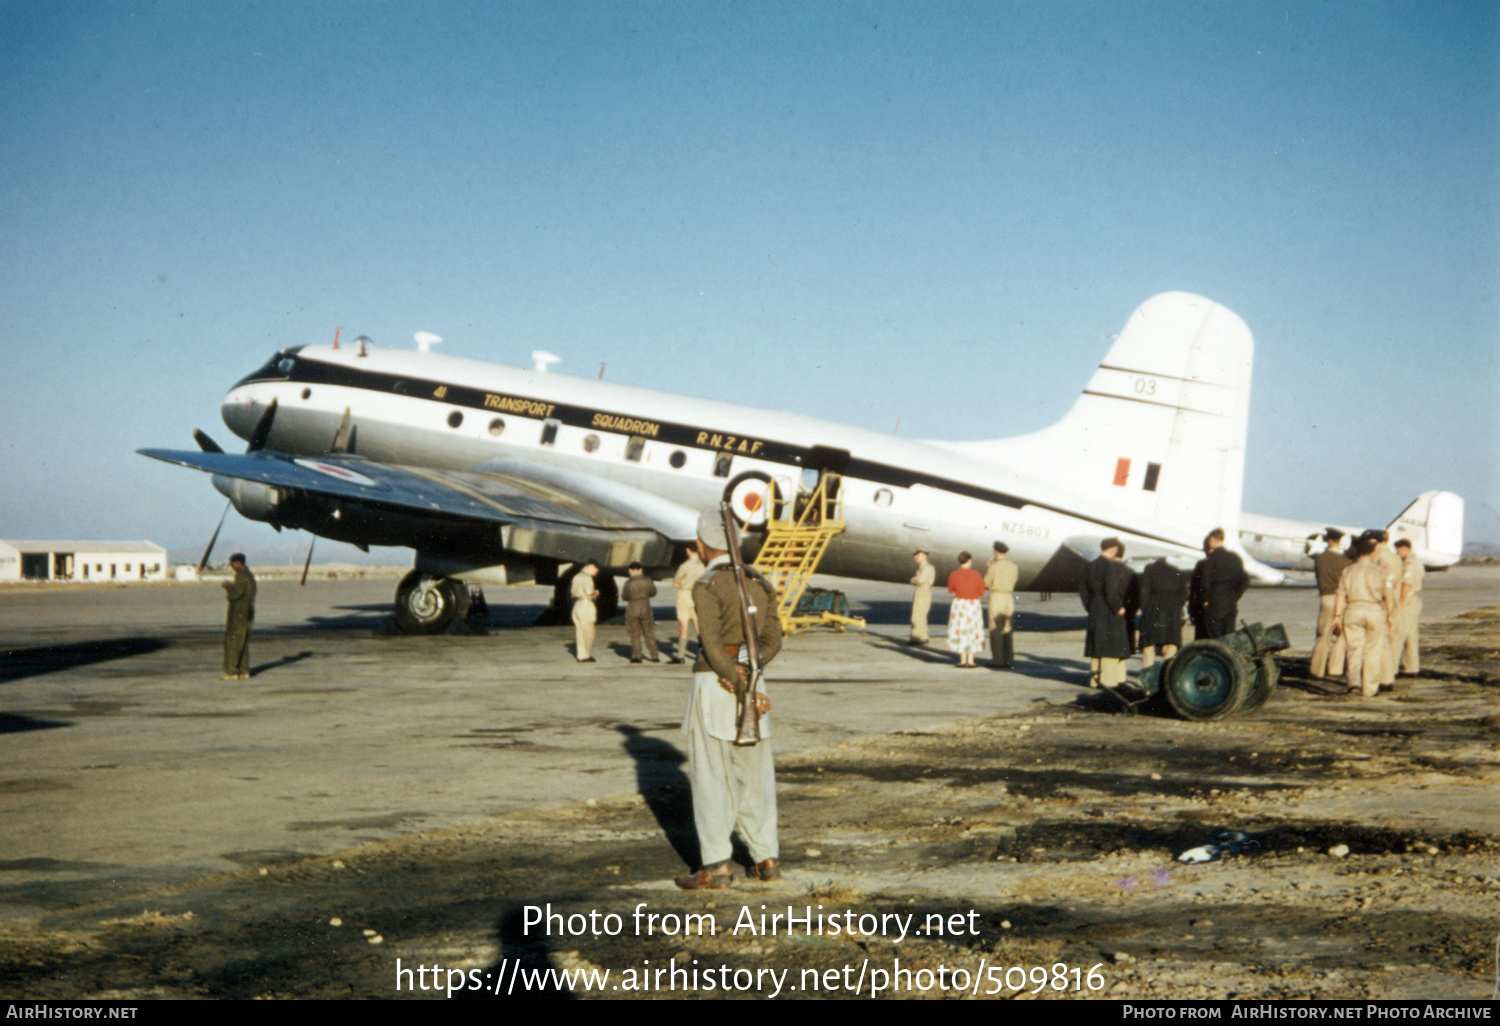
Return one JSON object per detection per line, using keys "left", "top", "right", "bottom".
{"left": 2, "top": 1, "right": 1496, "bottom": 556}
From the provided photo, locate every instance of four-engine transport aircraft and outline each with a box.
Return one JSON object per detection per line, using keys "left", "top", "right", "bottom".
{"left": 140, "top": 291, "right": 1464, "bottom": 634}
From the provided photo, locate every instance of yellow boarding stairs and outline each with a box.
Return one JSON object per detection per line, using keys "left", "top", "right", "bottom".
{"left": 749, "top": 474, "right": 866, "bottom": 636}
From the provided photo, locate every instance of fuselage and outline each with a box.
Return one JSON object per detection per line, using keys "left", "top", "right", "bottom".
{"left": 221, "top": 342, "right": 1211, "bottom": 588}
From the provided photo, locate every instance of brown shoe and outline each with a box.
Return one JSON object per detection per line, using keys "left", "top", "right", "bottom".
{"left": 675, "top": 862, "right": 732, "bottom": 890}
{"left": 748, "top": 858, "right": 781, "bottom": 881}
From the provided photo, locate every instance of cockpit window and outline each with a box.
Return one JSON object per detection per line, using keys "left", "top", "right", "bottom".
{"left": 234, "top": 346, "right": 306, "bottom": 388}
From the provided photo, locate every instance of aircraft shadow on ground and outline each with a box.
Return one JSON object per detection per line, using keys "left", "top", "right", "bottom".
{"left": 853, "top": 600, "right": 1088, "bottom": 634}
{"left": 0, "top": 713, "right": 72, "bottom": 734}
{"left": 0, "top": 637, "right": 170, "bottom": 685}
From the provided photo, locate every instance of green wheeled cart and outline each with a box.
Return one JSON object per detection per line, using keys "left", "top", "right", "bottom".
{"left": 1119, "top": 622, "right": 1289, "bottom": 720}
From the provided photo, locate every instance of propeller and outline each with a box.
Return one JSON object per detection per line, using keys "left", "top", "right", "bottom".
{"left": 300, "top": 534, "right": 316, "bottom": 586}
{"left": 330, "top": 407, "right": 354, "bottom": 454}
{"left": 246, "top": 397, "right": 279, "bottom": 452}
{"left": 190, "top": 397, "right": 277, "bottom": 573}
{"left": 198, "top": 502, "right": 230, "bottom": 574}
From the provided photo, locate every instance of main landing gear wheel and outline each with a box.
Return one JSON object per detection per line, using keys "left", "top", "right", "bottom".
{"left": 394, "top": 570, "right": 470, "bottom": 634}
{"left": 1162, "top": 639, "right": 1249, "bottom": 721}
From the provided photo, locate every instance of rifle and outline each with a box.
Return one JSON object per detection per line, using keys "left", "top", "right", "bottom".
{"left": 720, "top": 502, "right": 764, "bottom": 746}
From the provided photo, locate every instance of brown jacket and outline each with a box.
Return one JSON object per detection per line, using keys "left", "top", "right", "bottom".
{"left": 692, "top": 559, "right": 783, "bottom": 680}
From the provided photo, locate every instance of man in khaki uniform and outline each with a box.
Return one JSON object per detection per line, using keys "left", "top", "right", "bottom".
{"left": 676, "top": 510, "right": 784, "bottom": 890}
{"left": 570, "top": 561, "right": 599, "bottom": 663}
{"left": 1391, "top": 539, "right": 1425, "bottom": 675}
{"left": 909, "top": 550, "right": 935, "bottom": 646}
{"left": 670, "top": 546, "right": 705, "bottom": 664}
{"left": 1333, "top": 536, "right": 1394, "bottom": 698}
{"left": 1310, "top": 529, "right": 1351, "bottom": 680}
{"left": 1372, "top": 530, "right": 1403, "bottom": 685}
{"left": 983, "top": 541, "right": 1019, "bottom": 668}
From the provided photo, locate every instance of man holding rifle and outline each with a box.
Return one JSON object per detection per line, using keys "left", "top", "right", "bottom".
{"left": 675, "top": 509, "right": 784, "bottom": 890}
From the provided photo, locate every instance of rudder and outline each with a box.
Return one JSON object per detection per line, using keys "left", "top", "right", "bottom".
{"left": 982, "top": 292, "right": 1254, "bottom": 546}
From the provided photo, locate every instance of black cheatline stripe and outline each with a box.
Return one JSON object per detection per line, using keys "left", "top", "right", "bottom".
{"left": 1081, "top": 390, "right": 1220, "bottom": 417}
{"left": 241, "top": 357, "right": 1196, "bottom": 550}
{"left": 1097, "top": 365, "right": 1232, "bottom": 389}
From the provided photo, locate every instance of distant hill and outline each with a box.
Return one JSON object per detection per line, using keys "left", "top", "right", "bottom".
{"left": 1462, "top": 541, "right": 1500, "bottom": 558}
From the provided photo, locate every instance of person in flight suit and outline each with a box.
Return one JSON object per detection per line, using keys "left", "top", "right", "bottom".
{"left": 909, "top": 550, "right": 935, "bottom": 646}
{"left": 1310, "top": 529, "right": 1352, "bottom": 680}
{"left": 622, "top": 562, "right": 660, "bottom": 663}
{"left": 676, "top": 510, "right": 784, "bottom": 890}
{"left": 221, "top": 553, "right": 256, "bottom": 680}
{"left": 983, "top": 542, "right": 1019, "bottom": 669}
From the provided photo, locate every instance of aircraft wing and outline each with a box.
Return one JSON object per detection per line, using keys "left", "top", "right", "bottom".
{"left": 137, "top": 448, "right": 695, "bottom": 565}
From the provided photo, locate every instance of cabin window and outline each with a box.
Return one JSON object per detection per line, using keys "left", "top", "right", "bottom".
{"left": 301, "top": 388, "right": 312, "bottom": 400}
{"left": 1143, "top": 462, "right": 1161, "bottom": 492}
{"left": 540, "top": 419, "right": 560, "bottom": 446}
{"left": 488, "top": 418, "right": 506, "bottom": 436}
{"left": 713, "top": 454, "right": 732, "bottom": 478}
{"left": 669, "top": 450, "right": 686, "bottom": 469}
{"left": 873, "top": 488, "right": 893, "bottom": 508}
{"left": 583, "top": 434, "right": 601, "bottom": 453}
{"left": 447, "top": 411, "right": 463, "bottom": 429}
{"left": 625, "top": 436, "right": 646, "bottom": 462}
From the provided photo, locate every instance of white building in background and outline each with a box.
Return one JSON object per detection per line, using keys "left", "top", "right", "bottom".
{"left": 0, "top": 540, "right": 168, "bottom": 582}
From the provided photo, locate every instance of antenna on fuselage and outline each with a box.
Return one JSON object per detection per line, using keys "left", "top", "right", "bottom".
{"left": 353, "top": 334, "right": 373, "bottom": 357}
{"left": 415, "top": 331, "right": 442, "bottom": 353}
{"left": 532, "top": 350, "right": 561, "bottom": 373}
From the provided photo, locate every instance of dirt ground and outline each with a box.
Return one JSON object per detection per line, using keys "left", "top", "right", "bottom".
{"left": 2, "top": 605, "right": 1496, "bottom": 1001}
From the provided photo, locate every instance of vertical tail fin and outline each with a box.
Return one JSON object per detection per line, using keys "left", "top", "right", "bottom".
{"left": 983, "top": 292, "right": 1254, "bottom": 545}
{"left": 1387, "top": 491, "right": 1465, "bottom": 567}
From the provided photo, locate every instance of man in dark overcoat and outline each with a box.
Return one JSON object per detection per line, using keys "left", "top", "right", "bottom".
{"left": 1138, "top": 557, "right": 1189, "bottom": 668}
{"left": 1198, "top": 527, "right": 1249, "bottom": 639}
{"left": 1079, "top": 538, "right": 1131, "bottom": 688}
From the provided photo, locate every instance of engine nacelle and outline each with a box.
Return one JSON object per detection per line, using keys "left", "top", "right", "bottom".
{"left": 212, "top": 474, "right": 282, "bottom": 523}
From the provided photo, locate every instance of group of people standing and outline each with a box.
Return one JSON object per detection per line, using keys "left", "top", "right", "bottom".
{"left": 569, "top": 549, "right": 711, "bottom": 665}
{"left": 1310, "top": 527, "right": 1423, "bottom": 698}
{"left": 1076, "top": 530, "right": 1248, "bottom": 690}
{"left": 909, "top": 543, "right": 1018, "bottom": 669}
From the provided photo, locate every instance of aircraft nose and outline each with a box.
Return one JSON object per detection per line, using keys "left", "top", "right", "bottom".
{"left": 221, "top": 387, "right": 259, "bottom": 442}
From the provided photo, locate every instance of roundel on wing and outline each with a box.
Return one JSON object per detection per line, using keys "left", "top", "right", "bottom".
{"left": 293, "top": 458, "right": 378, "bottom": 488}
{"left": 723, "top": 472, "right": 778, "bottom": 527}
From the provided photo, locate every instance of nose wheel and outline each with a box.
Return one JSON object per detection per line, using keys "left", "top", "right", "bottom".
{"left": 394, "top": 570, "right": 470, "bottom": 634}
